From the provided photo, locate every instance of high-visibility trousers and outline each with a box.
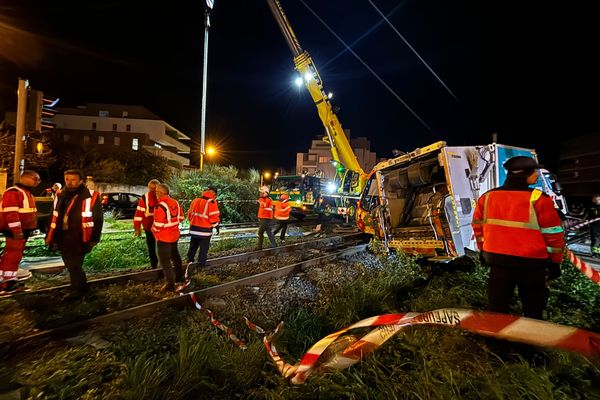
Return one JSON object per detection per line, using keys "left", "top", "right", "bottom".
{"left": 0, "top": 237, "right": 26, "bottom": 282}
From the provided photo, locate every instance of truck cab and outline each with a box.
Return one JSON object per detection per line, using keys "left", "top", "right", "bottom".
{"left": 269, "top": 175, "right": 324, "bottom": 220}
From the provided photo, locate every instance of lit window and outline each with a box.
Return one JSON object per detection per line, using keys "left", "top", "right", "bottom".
{"left": 112, "top": 123, "right": 117, "bottom": 131}
{"left": 132, "top": 138, "right": 139, "bottom": 151}
{"left": 126, "top": 124, "right": 131, "bottom": 132}
{"left": 154, "top": 143, "right": 162, "bottom": 149}
{"left": 114, "top": 137, "right": 120, "bottom": 145}
{"left": 318, "top": 156, "right": 330, "bottom": 163}
{"left": 98, "top": 136, "right": 104, "bottom": 144}
{"left": 99, "top": 110, "right": 109, "bottom": 117}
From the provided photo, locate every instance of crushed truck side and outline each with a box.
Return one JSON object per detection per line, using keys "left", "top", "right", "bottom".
{"left": 356, "top": 142, "right": 565, "bottom": 262}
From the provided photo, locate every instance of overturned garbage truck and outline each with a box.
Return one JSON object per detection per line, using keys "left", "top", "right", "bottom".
{"left": 356, "top": 141, "right": 566, "bottom": 262}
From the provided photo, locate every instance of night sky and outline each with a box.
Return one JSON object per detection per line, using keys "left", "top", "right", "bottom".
{"left": 1, "top": 0, "right": 599, "bottom": 172}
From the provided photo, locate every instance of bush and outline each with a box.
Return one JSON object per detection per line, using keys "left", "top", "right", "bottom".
{"left": 169, "top": 165, "right": 258, "bottom": 223}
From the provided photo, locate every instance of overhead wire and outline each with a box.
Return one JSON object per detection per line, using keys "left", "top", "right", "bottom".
{"left": 298, "top": 0, "right": 432, "bottom": 132}
{"left": 366, "top": 0, "right": 459, "bottom": 102}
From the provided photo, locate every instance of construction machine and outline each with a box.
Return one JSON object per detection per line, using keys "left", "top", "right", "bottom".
{"left": 356, "top": 141, "right": 568, "bottom": 262}
{"left": 269, "top": 174, "right": 326, "bottom": 220}
{"left": 266, "top": 0, "right": 367, "bottom": 218}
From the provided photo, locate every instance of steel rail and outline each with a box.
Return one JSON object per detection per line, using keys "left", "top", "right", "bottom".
{"left": 2, "top": 242, "right": 367, "bottom": 355}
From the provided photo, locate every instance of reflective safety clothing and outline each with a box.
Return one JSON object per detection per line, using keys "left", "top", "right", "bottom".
{"left": 152, "top": 195, "right": 184, "bottom": 243}
{"left": 274, "top": 196, "right": 291, "bottom": 221}
{"left": 258, "top": 196, "right": 273, "bottom": 219}
{"left": 188, "top": 191, "right": 220, "bottom": 237}
{"left": 134, "top": 191, "right": 159, "bottom": 231}
{"left": 472, "top": 188, "right": 564, "bottom": 264}
{"left": 45, "top": 189, "right": 101, "bottom": 245}
{"left": 0, "top": 185, "right": 38, "bottom": 235}
{"left": 0, "top": 185, "right": 37, "bottom": 282}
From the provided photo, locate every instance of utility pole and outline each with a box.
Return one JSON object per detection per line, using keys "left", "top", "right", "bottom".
{"left": 13, "top": 78, "right": 28, "bottom": 184}
{"left": 200, "top": 1, "right": 214, "bottom": 172}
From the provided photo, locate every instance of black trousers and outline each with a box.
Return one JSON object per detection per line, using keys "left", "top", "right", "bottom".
{"left": 187, "top": 235, "right": 211, "bottom": 267}
{"left": 272, "top": 220, "right": 289, "bottom": 240}
{"left": 157, "top": 241, "right": 184, "bottom": 286}
{"left": 61, "top": 244, "right": 87, "bottom": 292}
{"left": 488, "top": 265, "right": 549, "bottom": 319}
{"left": 145, "top": 230, "right": 158, "bottom": 268}
{"left": 591, "top": 222, "right": 600, "bottom": 255}
{"left": 257, "top": 218, "right": 276, "bottom": 249}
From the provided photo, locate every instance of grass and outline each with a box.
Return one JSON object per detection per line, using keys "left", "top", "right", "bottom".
{"left": 4, "top": 251, "right": 600, "bottom": 399}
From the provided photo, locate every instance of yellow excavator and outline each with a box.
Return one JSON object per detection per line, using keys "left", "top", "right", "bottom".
{"left": 266, "top": 0, "right": 367, "bottom": 218}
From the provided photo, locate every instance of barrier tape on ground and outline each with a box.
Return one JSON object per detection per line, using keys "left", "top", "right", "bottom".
{"left": 566, "top": 250, "right": 600, "bottom": 285}
{"left": 567, "top": 217, "right": 600, "bottom": 232}
{"left": 248, "top": 308, "right": 600, "bottom": 384}
{"left": 187, "top": 292, "right": 247, "bottom": 349}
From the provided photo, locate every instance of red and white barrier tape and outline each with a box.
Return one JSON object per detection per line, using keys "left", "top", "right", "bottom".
{"left": 567, "top": 217, "right": 600, "bottom": 231}
{"left": 249, "top": 308, "right": 600, "bottom": 384}
{"left": 566, "top": 250, "right": 600, "bottom": 285}
{"left": 187, "top": 292, "right": 247, "bottom": 350}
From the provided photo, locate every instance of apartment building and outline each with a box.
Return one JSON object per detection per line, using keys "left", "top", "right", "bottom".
{"left": 52, "top": 103, "right": 190, "bottom": 166}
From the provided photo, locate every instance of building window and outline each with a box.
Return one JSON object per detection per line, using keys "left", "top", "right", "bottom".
{"left": 122, "top": 111, "right": 128, "bottom": 117}
{"left": 98, "top": 136, "right": 104, "bottom": 144}
{"left": 308, "top": 154, "right": 317, "bottom": 161}
{"left": 63, "top": 134, "right": 70, "bottom": 142}
{"left": 132, "top": 138, "right": 139, "bottom": 151}
{"left": 318, "top": 156, "right": 330, "bottom": 163}
{"left": 83, "top": 135, "right": 90, "bottom": 145}
{"left": 154, "top": 143, "right": 162, "bottom": 149}
{"left": 99, "top": 110, "right": 109, "bottom": 117}
{"left": 114, "top": 137, "right": 120, "bottom": 146}
{"left": 126, "top": 124, "right": 131, "bottom": 132}
{"left": 112, "top": 123, "right": 117, "bottom": 131}
{"left": 92, "top": 122, "right": 97, "bottom": 130}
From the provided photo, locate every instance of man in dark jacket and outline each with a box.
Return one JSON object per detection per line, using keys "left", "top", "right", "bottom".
{"left": 45, "top": 170, "right": 103, "bottom": 295}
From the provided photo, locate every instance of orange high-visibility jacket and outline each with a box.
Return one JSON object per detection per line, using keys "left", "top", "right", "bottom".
{"left": 274, "top": 198, "right": 291, "bottom": 220}
{"left": 257, "top": 197, "right": 273, "bottom": 219}
{"left": 472, "top": 188, "right": 564, "bottom": 263}
{"left": 45, "top": 189, "right": 101, "bottom": 244}
{"left": 188, "top": 191, "right": 220, "bottom": 237}
{"left": 133, "top": 191, "right": 159, "bottom": 231}
{"left": 0, "top": 185, "right": 37, "bottom": 234}
{"left": 152, "top": 196, "right": 184, "bottom": 243}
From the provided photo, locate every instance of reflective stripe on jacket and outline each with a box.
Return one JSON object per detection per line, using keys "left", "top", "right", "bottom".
{"left": 152, "top": 196, "right": 183, "bottom": 242}
{"left": 45, "top": 189, "right": 100, "bottom": 244}
{"left": 274, "top": 199, "right": 291, "bottom": 220}
{"left": 0, "top": 185, "right": 37, "bottom": 233}
{"left": 472, "top": 188, "right": 565, "bottom": 263}
{"left": 188, "top": 191, "right": 220, "bottom": 237}
{"left": 133, "top": 192, "right": 158, "bottom": 231}
{"left": 257, "top": 197, "right": 273, "bottom": 219}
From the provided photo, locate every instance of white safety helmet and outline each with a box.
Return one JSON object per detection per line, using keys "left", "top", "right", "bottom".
{"left": 259, "top": 185, "right": 270, "bottom": 194}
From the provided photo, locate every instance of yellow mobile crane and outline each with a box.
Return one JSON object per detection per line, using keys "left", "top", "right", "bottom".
{"left": 266, "top": 0, "right": 367, "bottom": 218}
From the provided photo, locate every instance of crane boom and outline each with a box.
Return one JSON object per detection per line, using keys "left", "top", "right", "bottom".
{"left": 266, "top": 0, "right": 365, "bottom": 180}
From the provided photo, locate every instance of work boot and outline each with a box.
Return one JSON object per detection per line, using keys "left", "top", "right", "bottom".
{"left": 0, "top": 280, "right": 25, "bottom": 295}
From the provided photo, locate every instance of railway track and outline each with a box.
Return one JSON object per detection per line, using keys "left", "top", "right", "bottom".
{"left": 0, "top": 233, "right": 368, "bottom": 355}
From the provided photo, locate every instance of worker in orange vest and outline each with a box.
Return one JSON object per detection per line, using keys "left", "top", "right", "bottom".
{"left": 472, "top": 156, "right": 565, "bottom": 319}
{"left": 45, "top": 170, "right": 103, "bottom": 296}
{"left": 187, "top": 186, "right": 220, "bottom": 273}
{"left": 273, "top": 192, "right": 292, "bottom": 244}
{"left": 152, "top": 183, "right": 185, "bottom": 291}
{"left": 133, "top": 179, "right": 160, "bottom": 268}
{"left": 257, "top": 186, "right": 277, "bottom": 250}
{"left": 0, "top": 170, "right": 40, "bottom": 294}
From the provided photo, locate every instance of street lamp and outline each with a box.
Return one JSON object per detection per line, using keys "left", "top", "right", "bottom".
{"left": 261, "top": 171, "right": 271, "bottom": 187}
{"left": 206, "top": 146, "right": 216, "bottom": 156}
{"left": 199, "top": 0, "right": 215, "bottom": 172}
